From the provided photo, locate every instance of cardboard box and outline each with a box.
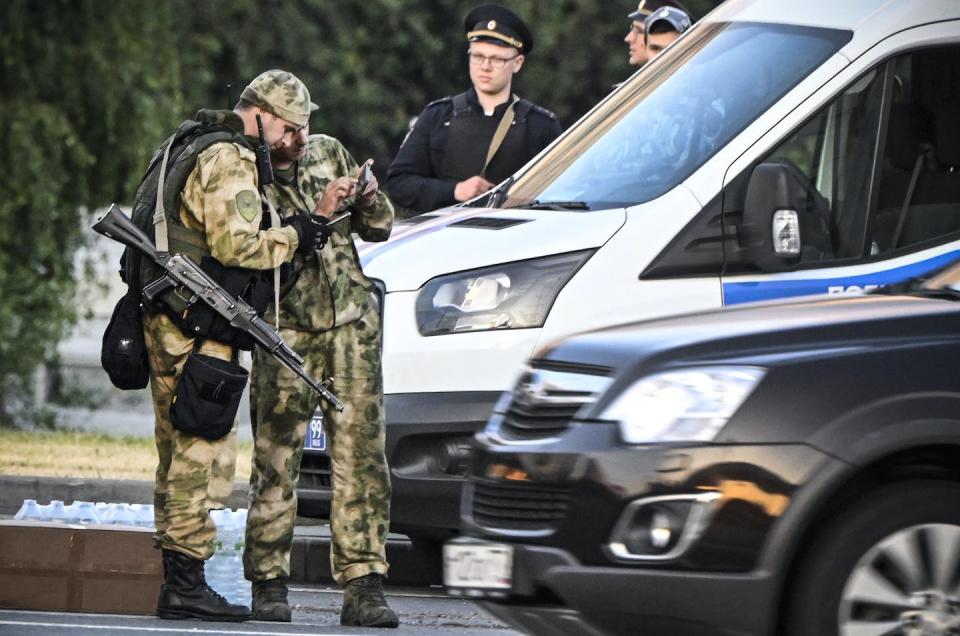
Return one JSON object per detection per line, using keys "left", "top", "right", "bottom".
{"left": 0, "top": 521, "right": 162, "bottom": 614}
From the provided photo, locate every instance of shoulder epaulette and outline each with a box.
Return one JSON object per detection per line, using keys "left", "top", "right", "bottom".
{"left": 529, "top": 103, "right": 558, "bottom": 120}
{"left": 425, "top": 96, "right": 454, "bottom": 110}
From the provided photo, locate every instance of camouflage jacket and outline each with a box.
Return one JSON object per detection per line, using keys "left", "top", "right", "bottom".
{"left": 180, "top": 141, "right": 300, "bottom": 270}
{"left": 264, "top": 134, "right": 393, "bottom": 332}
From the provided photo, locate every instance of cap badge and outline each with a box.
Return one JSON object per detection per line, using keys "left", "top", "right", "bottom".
{"left": 487, "top": 20, "right": 497, "bottom": 30}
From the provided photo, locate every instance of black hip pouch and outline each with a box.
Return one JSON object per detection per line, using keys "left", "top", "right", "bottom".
{"left": 101, "top": 290, "right": 150, "bottom": 390}
{"left": 170, "top": 352, "right": 248, "bottom": 440}
{"left": 177, "top": 257, "right": 275, "bottom": 351}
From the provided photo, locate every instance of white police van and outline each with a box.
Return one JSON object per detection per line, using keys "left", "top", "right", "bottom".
{"left": 299, "top": 0, "right": 960, "bottom": 544}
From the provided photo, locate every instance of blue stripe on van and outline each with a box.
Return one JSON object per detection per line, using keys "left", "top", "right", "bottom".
{"left": 723, "top": 251, "right": 960, "bottom": 305}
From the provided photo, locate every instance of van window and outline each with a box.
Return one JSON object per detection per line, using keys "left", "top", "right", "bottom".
{"left": 870, "top": 47, "right": 960, "bottom": 256}
{"left": 501, "top": 22, "right": 850, "bottom": 211}
{"left": 762, "top": 67, "right": 886, "bottom": 261}
{"left": 744, "top": 46, "right": 960, "bottom": 266}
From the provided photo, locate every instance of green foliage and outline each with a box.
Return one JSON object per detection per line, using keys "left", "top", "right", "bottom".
{"left": 0, "top": 0, "right": 181, "bottom": 425}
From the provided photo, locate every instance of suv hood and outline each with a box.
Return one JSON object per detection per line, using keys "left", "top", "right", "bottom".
{"left": 539, "top": 293, "right": 960, "bottom": 373}
{"left": 357, "top": 207, "right": 626, "bottom": 292}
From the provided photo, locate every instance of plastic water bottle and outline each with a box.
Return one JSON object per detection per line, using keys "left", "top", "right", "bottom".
{"left": 14, "top": 499, "right": 45, "bottom": 521}
{"left": 228, "top": 509, "right": 250, "bottom": 607}
{"left": 69, "top": 501, "right": 101, "bottom": 525}
{"left": 206, "top": 510, "right": 227, "bottom": 600}
{"left": 206, "top": 508, "right": 251, "bottom": 607}
{"left": 46, "top": 500, "right": 68, "bottom": 523}
{"left": 100, "top": 502, "right": 136, "bottom": 526}
{"left": 132, "top": 504, "right": 155, "bottom": 529}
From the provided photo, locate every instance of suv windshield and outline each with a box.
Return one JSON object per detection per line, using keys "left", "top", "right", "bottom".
{"left": 501, "top": 22, "right": 851, "bottom": 211}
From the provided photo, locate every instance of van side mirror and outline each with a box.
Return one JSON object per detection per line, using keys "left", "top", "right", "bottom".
{"left": 740, "top": 162, "right": 833, "bottom": 272}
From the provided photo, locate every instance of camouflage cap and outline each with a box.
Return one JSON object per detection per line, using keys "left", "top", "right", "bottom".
{"left": 240, "top": 69, "right": 318, "bottom": 128}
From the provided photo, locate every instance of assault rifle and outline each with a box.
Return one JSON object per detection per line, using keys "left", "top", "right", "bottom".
{"left": 93, "top": 204, "right": 344, "bottom": 412}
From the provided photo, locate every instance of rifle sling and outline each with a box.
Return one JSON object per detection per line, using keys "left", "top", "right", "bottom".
{"left": 154, "top": 138, "right": 175, "bottom": 253}
{"left": 481, "top": 94, "right": 519, "bottom": 179}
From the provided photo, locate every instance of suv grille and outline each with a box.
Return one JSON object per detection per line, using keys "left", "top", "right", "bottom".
{"left": 471, "top": 481, "right": 571, "bottom": 532}
{"left": 501, "top": 402, "right": 584, "bottom": 438}
{"left": 495, "top": 365, "right": 612, "bottom": 441}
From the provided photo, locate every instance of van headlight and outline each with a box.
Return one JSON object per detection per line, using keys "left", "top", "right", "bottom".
{"left": 415, "top": 251, "right": 593, "bottom": 336}
{"left": 599, "top": 367, "right": 766, "bottom": 444}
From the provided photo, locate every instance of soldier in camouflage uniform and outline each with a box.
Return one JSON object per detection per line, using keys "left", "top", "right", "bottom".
{"left": 242, "top": 121, "right": 397, "bottom": 627}
{"left": 146, "top": 70, "right": 329, "bottom": 622}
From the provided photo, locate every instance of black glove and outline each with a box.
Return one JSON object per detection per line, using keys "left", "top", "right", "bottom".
{"left": 285, "top": 213, "right": 332, "bottom": 255}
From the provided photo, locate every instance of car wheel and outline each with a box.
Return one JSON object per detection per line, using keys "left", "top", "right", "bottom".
{"left": 785, "top": 479, "right": 960, "bottom": 636}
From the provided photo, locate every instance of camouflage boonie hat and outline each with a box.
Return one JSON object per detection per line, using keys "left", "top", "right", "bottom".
{"left": 240, "top": 69, "right": 318, "bottom": 127}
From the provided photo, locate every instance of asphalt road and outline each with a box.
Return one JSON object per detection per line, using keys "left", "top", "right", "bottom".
{"left": 0, "top": 583, "right": 521, "bottom": 636}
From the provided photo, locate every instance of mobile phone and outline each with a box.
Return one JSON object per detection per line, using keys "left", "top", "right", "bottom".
{"left": 355, "top": 160, "right": 374, "bottom": 204}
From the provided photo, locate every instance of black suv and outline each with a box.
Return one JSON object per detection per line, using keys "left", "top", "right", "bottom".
{"left": 444, "top": 264, "right": 960, "bottom": 636}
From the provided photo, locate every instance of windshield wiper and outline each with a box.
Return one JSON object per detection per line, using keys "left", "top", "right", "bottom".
{"left": 487, "top": 176, "right": 515, "bottom": 208}
{"left": 510, "top": 200, "right": 591, "bottom": 211}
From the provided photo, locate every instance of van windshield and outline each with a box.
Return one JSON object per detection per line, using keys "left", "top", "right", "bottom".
{"left": 500, "top": 22, "right": 851, "bottom": 211}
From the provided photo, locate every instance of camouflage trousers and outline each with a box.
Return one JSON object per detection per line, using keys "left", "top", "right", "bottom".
{"left": 144, "top": 312, "right": 239, "bottom": 561}
{"left": 244, "top": 301, "right": 390, "bottom": 586}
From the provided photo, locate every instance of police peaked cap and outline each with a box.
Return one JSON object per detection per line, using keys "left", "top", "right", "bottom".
{"left": 627, "top": 0, "right": 690, "bottom": 21}
{"left": 465, "top": 4, "right": 533, "bottom": 54}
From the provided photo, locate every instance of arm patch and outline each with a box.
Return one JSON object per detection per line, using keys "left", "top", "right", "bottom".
{"left": 235, "top": 189, "right": 259, "bottom": 222}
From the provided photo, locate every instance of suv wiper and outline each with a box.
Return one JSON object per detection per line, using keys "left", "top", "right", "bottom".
{"left": 871, "top": 276, "right": 930, "bottom": 295}
{"left": 902, "top": 287, "right": 960, "bottom": 301}
{"left": 510, "top": 200, "right": 591, "bottom": 211}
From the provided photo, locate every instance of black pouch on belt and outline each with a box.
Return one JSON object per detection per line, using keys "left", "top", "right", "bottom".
{"left": 170, "top": 351, "right": 248, "bottom": 440}
{"left": 101, "top": 289, "right": 150, "bottom": 390}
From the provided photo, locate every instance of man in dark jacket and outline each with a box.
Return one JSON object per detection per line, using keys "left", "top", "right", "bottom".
{"left": 385, "top": 3, "right": 562, "bottom": 214}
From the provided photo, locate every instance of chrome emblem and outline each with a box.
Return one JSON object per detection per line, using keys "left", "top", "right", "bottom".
{"left": 488, "top": 19, "right": 497, "bottom": 30}
{"left": 512, "top": 373, "right": 545, "bottom": 406}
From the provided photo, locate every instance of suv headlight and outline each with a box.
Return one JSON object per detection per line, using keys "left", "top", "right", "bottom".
{"left": 415, "top": 251, "right": 593, "bottom": 336}
{"left": 599, "top": 366, "right": 766, "bottom": 444}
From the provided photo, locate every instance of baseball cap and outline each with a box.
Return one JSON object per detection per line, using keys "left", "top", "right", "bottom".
{"left": 239, "top": 69, "right": 318, "bottom": 128}
{"left": 644, "top": 6, "right": 692, "bottom": 34}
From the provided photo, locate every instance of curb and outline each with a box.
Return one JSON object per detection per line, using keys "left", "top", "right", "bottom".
{"left": 0, "top": 475, "right": 441, "bottom": 587}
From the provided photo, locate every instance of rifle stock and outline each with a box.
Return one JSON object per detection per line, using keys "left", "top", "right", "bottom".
{"left": 93, "top": 204, "right": 344, "bottom": 412}
{"left": 93, "top": 204, "right": 162, "bottom": 261}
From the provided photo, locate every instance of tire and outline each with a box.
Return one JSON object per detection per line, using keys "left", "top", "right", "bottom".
{"left": 784, "top": 479, "right": 960, "bottom": 636}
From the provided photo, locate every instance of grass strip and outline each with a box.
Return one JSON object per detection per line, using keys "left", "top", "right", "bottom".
{"left": 0, "top": 429, "right": 252, "bottom": 481}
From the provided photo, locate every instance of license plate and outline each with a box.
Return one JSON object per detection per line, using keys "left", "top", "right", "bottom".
{"left": 304, "top": 409, "right": 326, "bottom": 451}
{"left": 443, "top": 543, "right": 513, "bottom": 590}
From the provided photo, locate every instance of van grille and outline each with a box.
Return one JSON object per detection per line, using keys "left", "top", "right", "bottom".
{"left": 299, "top": 452, "right": 332, "bottom": 490}
{"left": 471, "top": 481, "right": 571, "bottom": 532}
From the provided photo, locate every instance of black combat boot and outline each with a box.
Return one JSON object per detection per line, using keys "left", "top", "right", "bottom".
{"left": 251, "top": 577, "right": 292, "bottom": 622}
{"left": 156, "top": 549, "right": 252, "bottom": 622}
{"left": 340, "top": 573, "right": 399, "bottom": 628}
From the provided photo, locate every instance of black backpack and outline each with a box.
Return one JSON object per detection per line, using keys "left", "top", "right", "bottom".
{"left": 102, "top": 111, "right": 247, "bottom": 390}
